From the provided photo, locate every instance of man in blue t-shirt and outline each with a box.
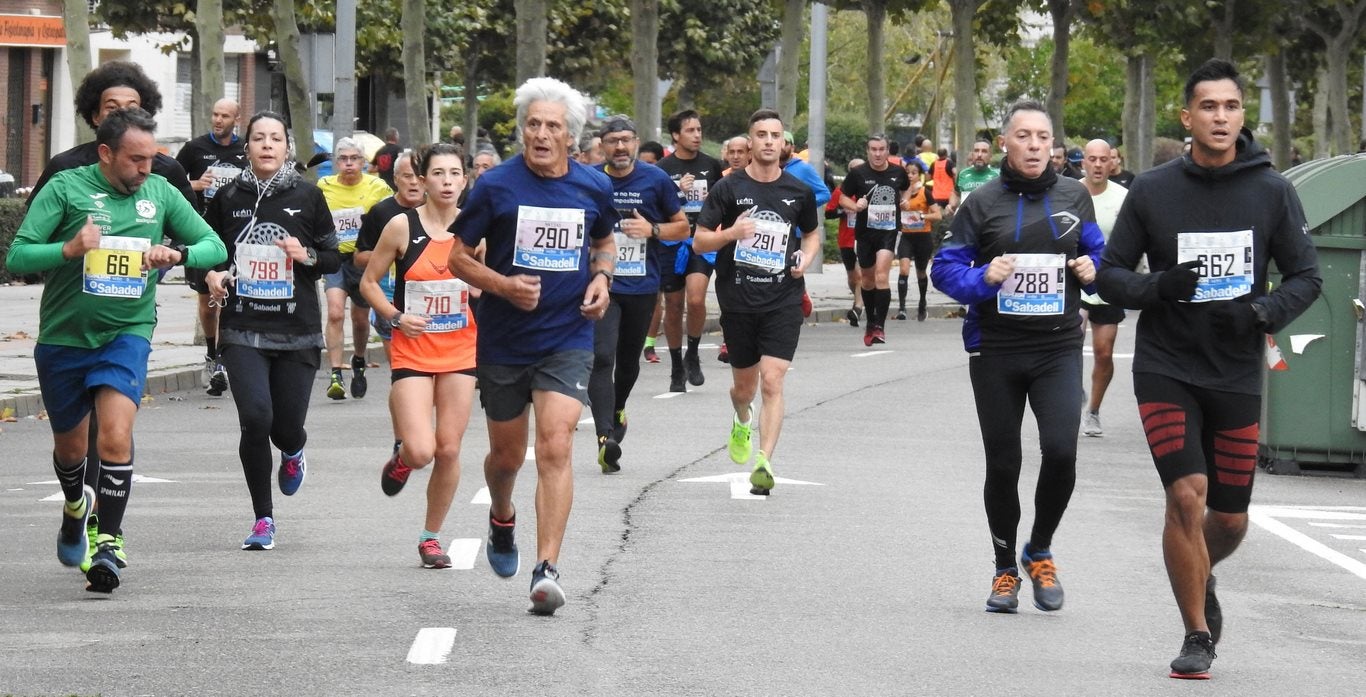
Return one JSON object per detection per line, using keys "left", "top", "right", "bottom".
{"left": 447, "top": 77, "right": 617, "bottom": 617}
{"left": 587, "top": 116, "right": 688, "bottom": 474}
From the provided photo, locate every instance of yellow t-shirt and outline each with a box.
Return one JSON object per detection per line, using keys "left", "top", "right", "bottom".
{"left": 317, "top": 174, "right": 393, "bottom": 253}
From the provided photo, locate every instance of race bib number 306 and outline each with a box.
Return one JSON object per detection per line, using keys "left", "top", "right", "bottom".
{"left": 998, "top": 253, "right": 1066, "bottom": 316}
{"left": 514, "top": 205, "right": 586, "bottom": 272}
{"left": 1178, "top": 230, "right": 1253, "bottom": 303}
{"left": 83, "top": 236, "right": 150, "bottom": 298}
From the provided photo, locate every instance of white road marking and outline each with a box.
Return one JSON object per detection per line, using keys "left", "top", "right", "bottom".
{"left": 406, "top": 627, "right": 457, "bottom": 664}
{"left": 654, "top": 392, "right": 685, "bottom": 399}
{"left": 1081, "top": 347, "right": 1135, "bottom": 359}
{"left": 446, "top": 538, "right": 481, "bottom": 570}
{"left": 1309, "top": 522, "right": 1366, "bottom": 529}
{"left": 679, "top": 472, "right": 824, "bottom": 500}
{"left": 578, "top": 417, "right": 593, "bottom": 425}
{"left": 1330, "top": 534, "right": 1366, "bottom": 541}
{"left": 1248, "top": 505, "right": 1366, "bottom": 581}
{"left": 471, "top": 487, "right": 490, "bottom": 505}
{"left": 29, "top": 474, "right": 175, "bottom": 486}
{"left": 851, "top": 350, "right": 892, "bottom": 358}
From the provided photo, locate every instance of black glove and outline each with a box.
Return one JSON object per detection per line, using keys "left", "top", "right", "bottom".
{"left": 1210, "top": 297, "right": 1262, "bottom": 336}
{"left": 1157, "top": 260, "right": 1203, "bottom": 301}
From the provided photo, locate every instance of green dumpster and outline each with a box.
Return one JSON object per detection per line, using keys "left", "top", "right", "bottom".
{"left": 1260, "top": 154, "right": 1366, "bottom": 477}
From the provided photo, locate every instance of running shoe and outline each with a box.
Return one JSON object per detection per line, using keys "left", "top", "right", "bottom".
{"left": 79, "top": 515, "right": 127, "bottom": 571}
{"left": 57, "top": 485, "right": 94, "bottom": 567}
{"left": 113, "top": 533, "right": 127, "bottom": 568}
{"left": 1206, "top": 575, "right": 1222, "bottom": 645}
{"left": 203, "top": 355, "right": 216, "bottom": 384}
{"left": 528, "top": 560, "right": 565, "bottom": 615}
{"left": 350, "top": 354, "right": 368, "bottom": 399}
{"left": 206, "top": 361, "right": 228, "bottom": 396}
{"left": 85, "top": 534, "right": 122, "bottom": 593}
{"left": 612, "top": 410, "right": 629, "bottom": 443}
{"left": 1169, "top": 631, "right": 1216, "bottom": 679}
{"left": 896, "top": 308, "right": 908, "bottom": 321}
{"left": 1019, "top": 544, "right": 1064, "bottom": 611}
{"left": 242, "top": 517, "right": 275, "bottom": 550}
{"left": 985, "top": 568, "right": 1021, "bottom": 613}
{"left": 598, "top": 435, "right": 622, "bottom": 474}
{"left": 643, "top": 345, "right": 659, "bottom": 363}
{"left": 669, "top": 364, "right": 687, "bottom": 393}
{"left": 848, "top": 305, "right": 862, "bottom": 328}
{"left": 685, "top": 350, "right": 705, "bottom": 386}
{"left": 749, "top": 451, "right": 774, "bottom": 495}
{"left": 863, "top": 325, "right": 875, "bottom": 347}
{"left": 872, "top": 326, "right": 887, "bottom": 344}
{"left": 381, "top": 449, "right": 413, "bottom": 496}
{"left": 486, "top": 512, "right": 519, "bottom": 578}
{"left": 1082, "top": 410, "right": 1103, "bottom": 437}
{"left": 419, "top": 539, "right": 452, "bottom": 569}
{"left": 327, "top": 369, "right": 346, "bottom": 400}
{"left": 917, "top": 301, "right": 928, "bottom": 322}
{"left": 728, "top": 411, "right": 753, "bottom": 465}
{"left": 717, "top": 343, "right": 729, "bottom": 364}
{"left": 801, "top": 292, "right": 813, "bottom": 318}
{"left": 278, "top": 449, "right": 307, "bottom": 496}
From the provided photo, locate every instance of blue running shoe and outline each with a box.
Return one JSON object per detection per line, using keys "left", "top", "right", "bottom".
{"left": 486, "top": 512, "right": 519, "bottom": 578}
{"left": 85, "top": 534, "right": 122, "bottom": 594}
{"left": 1020, "top": 543, "right": 1065, "bottom": 611}
{"left": 278, "top": 449, "right": 307, "bottom": 496}
{"left": 529, "top": 560, "right": 565, "bottom": 616}
{"left": 58, "top": 485, "right": 94, "bottom": 567}
{"left": 242, "top": 517, "right": 275, "bottom": 550}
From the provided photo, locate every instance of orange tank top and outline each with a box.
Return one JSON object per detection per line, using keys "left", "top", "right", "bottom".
{"left": 900, "top": 185, "right": 932, "bottom": 233}
{"left": 390, "top": 209, "right": 477, "bottom": 373}
{"left": 931, "top": 159, "right": 954, "bottom": 201}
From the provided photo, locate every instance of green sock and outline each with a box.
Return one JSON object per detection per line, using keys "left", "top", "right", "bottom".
{"left": 419, "top": 529, "right": 439, "bottom": 542}
{"left": 644, "top": 336, "right": 656, "bottom": 349}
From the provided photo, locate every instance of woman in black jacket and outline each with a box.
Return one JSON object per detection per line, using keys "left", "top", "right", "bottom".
{"left": 204, "top": 111, "right": 341, "bottom": 551}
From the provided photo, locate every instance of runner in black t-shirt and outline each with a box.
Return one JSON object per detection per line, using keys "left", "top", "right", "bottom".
{"left": 840, "top": 136, "right": 910, "bottom": 345}
{"left": 175, "top": 97, "right": 246, "bottom": 397}
{"left": 694, "top": 108, "right": 820, "bottom": 496}
{"left": 656, "top": 110, "right": 724, "bottom": 391}
{"left": 372, "top": 127, "right": 402, "bottom": 189}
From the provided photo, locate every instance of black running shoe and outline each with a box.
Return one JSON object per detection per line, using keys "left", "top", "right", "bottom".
{"left": 985, "top": 568, "right": 1021, "bottom": 613}
{"left": 350, "top": 354, "right": 368, "bottom": 398}
{"left": 917, "top": 301, "right": 928, "bottom": 322}
{"left": 381, "top": 450, "right": 413, "bottom": 496}
{"left": 206, "top": 362, "right": 228, "bottom": 396}
{"left": 529, "top": 560, "right": 565, "bottom": 615}
{"left": 669, "top": 363, "right": 687, "bottom": 393}
{"left": 486, "top": 512, "right": 519, "bottom": 578}
{"left": 1206, "top": 575, "right": 1222, "bottom": 645}
{"left": 85, "top": 535, "right": 122, "bottom": 594}
{"left": 1169, "top": 631, "right": 1216, "bottom": 679}
{"left": 685, "top": 350, "right": 704, "bottom": 386}
{"left": 597, "top": 435, "right": 621, "bottom": 474}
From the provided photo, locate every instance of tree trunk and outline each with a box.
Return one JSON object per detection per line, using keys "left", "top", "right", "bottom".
{"left": 188, "top": 27, "right": 204, "bottom": 136}
{"left": 1122, "top": 52, "right": 1154, "bottom": 172}
{"left": 61, "top": 0, "right": 93, "bottom": 144}
{"left": 1139, "top": 51, "right": 1155, "bottom": 168}
{"left": 463, "top": 54, "right": 479, "bottom": 152}
{"left": 1265, "top": 51, "right": 1291, "bottom": 170}
{"left": 515, "top": 0, "right": 548, "bottom": 85}
{"left": 776, "top": 0, "right": 804, "bottom": 122}
{"left": 197, "top": 1, "right": 225, "bottom": 137}
{"left": 272, "top": 0, "right": 314, "bottom": 174}
{"left": 1213, "top": 0, "right": 1235, "bottom": 61}
{"left": 630, "top": 0, "right": 661, "bottom": 140}
{"left": 1326, "top": 37, "right": 1353, "bottom": 155}
{"left": 1312, "top": 65, "right": 1330, "bottom": 159}
{"left": 949, "top": 0, "right": 981, "bottom": 162}
{"left": 865, "top": 1, "right": 886, "bottom": 135}
{"left": 402, "top": 0, "right": 429, "bottom": 146}
{"left": 1046, "top": 0, "right": 1072, "bottom": 145}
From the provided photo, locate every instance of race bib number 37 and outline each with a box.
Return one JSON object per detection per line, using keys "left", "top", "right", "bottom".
{"left": 998, "top": 253, "right": 1066, "bottom": 316}
{"left": 514, "top": 205, "right": 586, "bottom": 272}
{"left": 83, "top": 236, "right": 150, "bottom": 298}
{"left": 1178, "top": 230, "right": 1253, "bottom": 303}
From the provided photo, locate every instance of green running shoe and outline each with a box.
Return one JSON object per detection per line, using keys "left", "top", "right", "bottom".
{"left": 728, "top": 412, "right": 753, "bottom": 465}
{"left": 749, "top": 451, "right": 774, "bottom": 493}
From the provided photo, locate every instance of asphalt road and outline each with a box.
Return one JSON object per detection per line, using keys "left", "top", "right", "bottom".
{"left": 2, "top": 318, "right": 1363, "bottom": 696}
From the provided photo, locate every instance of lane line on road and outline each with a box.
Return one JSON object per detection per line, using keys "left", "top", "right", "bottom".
{"left": 1249, "top": 505, "right": 1366, "bottom": 581}
{"left": 1331, "top": 534, "right": 1366, "bottom": 541}
{"left": 447, "top": 538, "right": 481, "bottom": 569}
{"left": 406, "top": 627, "right": 457, "bottom": 664}
{"left": 471, "top": 487, "right": 490, "bottom": 505}
{"left": 851, "top": 350, "right": 892, "bottom": 358}
{"left": 1309, "top": 522, "right": 1366, "bottom": 529}
{"left": 653, "top": 392, "right": 684, "bottom": 399}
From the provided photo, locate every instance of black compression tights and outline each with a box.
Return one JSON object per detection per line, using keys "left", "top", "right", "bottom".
{"left": 968, "top": 348, "right": 1082, "bottom": 570}
{"left": 590, "top": 293, "right": 657, "bottom": 437}
{"left": 220, "top": 345, "right": 316, "bottom": 520}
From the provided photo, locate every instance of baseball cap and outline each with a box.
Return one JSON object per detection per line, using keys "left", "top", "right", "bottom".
{"left": 783, "top": 131, "right": 795, "bottom": 145}
{"left": 1067, "top": 147, "right": 1083, "bottom": 164}
{"left": 598, "top": 115, "right": 637, "bottom": 138}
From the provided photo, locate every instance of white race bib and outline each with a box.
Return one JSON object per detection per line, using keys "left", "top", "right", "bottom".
{"left": 407, "top": 278, "right": 469, "bottom": 332}
{"left": 235, "top": 243, "right": 294, "bottom": 300}
{"left": 614, "top": 230, "right": 647, "bottom": 277}
{"left": 900, "top": 209, "right": 928, "bottom": 233}
{"left": 735, "top": 216, "right": 791, "bottom": 274}
{"left": 82, "top": 236, "right": 149, "bottom": 298}
{"left": 998, "top": 253, "right": 1066, "bottom": 316}
{"left": 1177, "top": 230, "right": 1253, "bottom": 303}
{"left": 331, "top": 207, "right": 364, "bottom": 246}
{"left": 204, "top": 164, "right": 242, "bottom": 200}
{"left": 683, "top": 179, "right": 708, "bottom": 214}
{"left": 513, "top": 205, "right": 586, "bottom": 272}
{"left": 868, "top": 203, "right": 897, "bottom": 231}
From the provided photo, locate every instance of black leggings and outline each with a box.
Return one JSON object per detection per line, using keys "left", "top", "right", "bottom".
{"left": 969, "top": 348, "right": 1082, "bottom": 570}
{"left": 590, "top": 292, "right": 657, "bottom": 437}
{"left": 220, "top": 344, "right": 318, "bottom": 520}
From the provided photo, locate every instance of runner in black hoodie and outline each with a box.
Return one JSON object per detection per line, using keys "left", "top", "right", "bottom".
{"left": 1096, "top": 59, "right": 1321, "bottom": 680}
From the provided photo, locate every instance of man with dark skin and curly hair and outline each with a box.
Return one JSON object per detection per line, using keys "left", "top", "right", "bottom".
{"left": 26, "top": 61, "right": 195, "bottom": 208}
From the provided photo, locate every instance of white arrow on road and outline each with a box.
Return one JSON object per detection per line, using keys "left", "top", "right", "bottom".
{"left": 1248, "top": 505, "right": 1366, "bottom": 581}
{"left": 34, "top": 474, "right": 176, "bottom": 502}
{"left": 679, "top": 472, "right": 824, "bottom": 500}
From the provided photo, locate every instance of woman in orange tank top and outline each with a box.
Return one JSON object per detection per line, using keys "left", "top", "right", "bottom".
{"left": 359, "top": 143, "right": 477, "bottom": 569}
{"left": 896, "top": 158, "right": 943, "bottom": 320}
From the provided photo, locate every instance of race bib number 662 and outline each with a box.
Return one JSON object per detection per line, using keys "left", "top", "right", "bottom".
{"left": 1177, "top": 230, "right": 1253, "bottom": 303}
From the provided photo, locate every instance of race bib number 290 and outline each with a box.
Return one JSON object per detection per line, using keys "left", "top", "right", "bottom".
{"left": 1177, "top": 230, "right": 1253, "bottom": 303}
{"left": 514, "top": 205, "right": 585, "bottom": 272}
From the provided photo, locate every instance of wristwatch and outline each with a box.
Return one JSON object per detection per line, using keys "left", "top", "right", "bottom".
{"left": 650, "top": 222, "right": 660, "bottom": 239}
{"left": 389, "top": 312, "right": 404, "bottom": 329}
{"left": 594, "top": 269, "right": 614, "bottom": 283}
{"left": 168, "top": 242, "right": 190, "bottom": 265}
{"left": 299, "top": 247, "right": 318, "bottom": 267}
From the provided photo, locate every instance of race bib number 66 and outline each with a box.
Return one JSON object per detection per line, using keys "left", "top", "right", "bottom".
{"left": 83, "top": 236, "right": 150, "bottom": 298}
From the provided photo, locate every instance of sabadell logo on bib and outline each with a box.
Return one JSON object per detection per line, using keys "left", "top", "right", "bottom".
{"left": 136, "top": 199, "right": 157, "bottom": 218}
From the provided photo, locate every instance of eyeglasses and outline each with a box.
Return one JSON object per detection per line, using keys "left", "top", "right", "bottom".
{"left": 336, "top": 154, "right": 364, "bottom": 163}
{"left": 602, "top": 136, "right": 636, "bottom": 147}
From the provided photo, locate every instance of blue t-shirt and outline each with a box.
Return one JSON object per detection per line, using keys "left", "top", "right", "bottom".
{"left": 454, "top": 155, "right": 617, "bottom": 365}
{"left": 604, "top": 162, "right": 682, "bottom": 295}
